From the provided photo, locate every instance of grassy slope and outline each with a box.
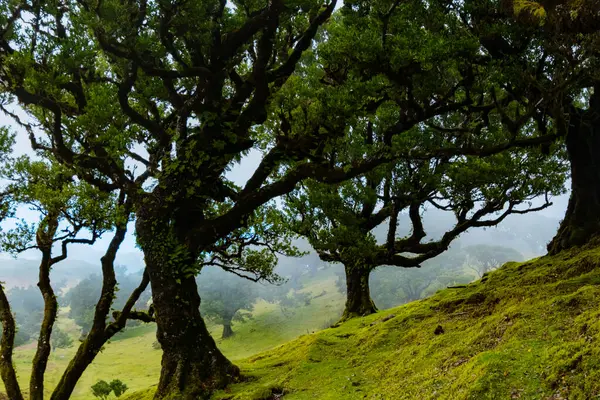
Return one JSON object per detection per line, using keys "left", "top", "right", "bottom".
{"left": 4, "top": 272, "right": 344, "bottom": 399}
{"left": 129, "top": 243, "right": 600, "bottom": 400}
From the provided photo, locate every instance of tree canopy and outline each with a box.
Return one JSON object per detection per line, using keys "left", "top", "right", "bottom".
{"left": 197, "top": 266, "right": 259, "bottom": 339}
{"left": 0, "top": 0, "right": 599, "bottom": 398}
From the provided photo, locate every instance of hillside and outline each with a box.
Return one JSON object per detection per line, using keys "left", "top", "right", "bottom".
{"left": 124, "top": 243, "right": 600, "bottom": 400}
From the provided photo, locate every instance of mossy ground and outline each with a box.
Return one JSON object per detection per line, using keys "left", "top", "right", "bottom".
{"left": 199, "top": 244, "right": 600, "bottom": 400}
{"left": 144, "top": 243, "right": 600, "bottom": 400}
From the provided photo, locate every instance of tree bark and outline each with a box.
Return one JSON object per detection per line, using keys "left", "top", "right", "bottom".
{"left": 341, "top": 263, "right": 377, "bottom": 321}
{"left": 222, "top": 321, "right": 234, "bottom": 339}
{"left": 31, "top": 213, "right": 60, "bottom": 400}
{"left": 50, "top": 222, "right": 133, "bottom": 400}
{"left": 548, "top": 92, "right": 600, "bottom": 255}
{"left": 0, "top": 284, "right": 24, "bottom": 400}
{"left": 30, "top": 250, "right": 58, "bottom": 400}
{"left": 136, "top": 215, "right": 239, "bottom": 400}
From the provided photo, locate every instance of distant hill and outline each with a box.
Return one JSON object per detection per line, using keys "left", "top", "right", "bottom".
{"left": 0, "top": 257, "right": 100, "bottom": 288}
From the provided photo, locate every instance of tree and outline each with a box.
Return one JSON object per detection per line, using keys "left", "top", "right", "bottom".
{"left": 51, "top": 328, "right": 74, "bottom": 350}
{"left": 0, "top": 149, "right": 152, "bottom": 398}
{"left": 452, "top": 0, "right": 600, "bottom": 253}
{"left": 464, "top": 244, "right": 524, "bottom": 278}
{"left": 0, "top": 156, "right": 115, "bottom": 400}
{"left": 109, "top": 379, "right": 129, "bottom": 397}
{"left": 197, "top": 267, "right": 259, "bottom": 339}
{"left": 276, "top": 0, "right": 568, "bottom": 321}
{"left": 90, "top": 380, "right": 112, "bottom": 400}
{"left": 288, "top": 147, "right": 565, "bottom": 320}
{"left": 0, "top": 128, "right": 20, "bottom": 398}
{"left": 91, "top": 379, "right": 128, "bottom": 399}
{"left": 0, "top": 2, "right": 397, "bottom": 397}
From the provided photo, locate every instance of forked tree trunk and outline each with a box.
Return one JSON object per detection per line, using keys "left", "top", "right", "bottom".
{"left": 31, "top": 214, "right": 60, "bottom": 400}
{"left": 341, "top": 263, "right": 377, "bottom": 321}
{"left": 222, "top": 321, "right": 234, "bottom": 339}
{"left": 136, "top": 216, "right": 239, "bottom": 400}
{"left": 30, "top": 251, "right": 58, "bottom": 400}
{"left": 548, "top": 94, "right": 600, "bottom": 255}
{"left": 50, "top": 223, "right": 130, "bottom": 400}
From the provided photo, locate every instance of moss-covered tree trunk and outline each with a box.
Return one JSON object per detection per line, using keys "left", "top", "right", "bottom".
{"left": 50, "top": 332, "right": 110, "bottom": 400}
{"left": 222, "top": 321, "right": 234, "bottom": 339}
{"left": 136, "top": 214, "right": 239, "bottom": 400}
{"left": 341, "top": 263, "right": 377, "bottom": 321}
{"left": 30, "top": 251, "right": 58, "bottom": 400}
{"left": 148, "top": 262, "right": 238, "bottom": 399}
{"left": 31, "top": 214, "right": 60, "bottom": 400}
{"left": 548, "top": 90, "right": 600, "bottom": 255}
{"left": 0, "top": 284, "right": 24, "bottom": 400}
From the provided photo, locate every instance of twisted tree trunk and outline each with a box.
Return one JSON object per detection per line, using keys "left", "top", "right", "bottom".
{"left": 341, "top": 262, "right": 377, "bottom": 321}
{"left": 0, "top": 284, "right": 24, "bottom": 400}
{"left": 31, "top": 214, "right": 60, "bottom": 400}
{"left": 136, "top": 213, "right": 239, "bottom": 400}
{"left": 548, "top": 91, "right": 600, "bottom": 255}
{"left": 222, "top": 321, "right": 234, "bottom": 339}
{"left": 30, "top": 251, "right": 58, "bottom": 400}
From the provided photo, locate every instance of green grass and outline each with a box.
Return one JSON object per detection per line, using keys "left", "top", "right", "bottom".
{"left": 194, "top": 243, "right": 600, "bottom": 399}
{"left": 3, "top": 274, "right": 345, "bottom": 399}
{"left": 13, "top": 243, "right": 600, "bottom": 400}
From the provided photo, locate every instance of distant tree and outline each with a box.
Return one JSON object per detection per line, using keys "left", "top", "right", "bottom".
{"left": 197, "top": 267, "right": 260, "bottom": 339}
{"left": 464, "top": 245, "right": 524, "bottom": 278}
{"left": 90, "top": 380, "right": 112, "bottom": 400}
{"left": 374, "top": 268, "right": 438, "bottom": 306}
{"left": 277, "top": 290, "right": 312, "bottom": 318}
{"left": 51, "top": 328, "right": 73, "bottom": 351}
{"left": 4, "top": 286, "right": 44, "bottom": 345}
{"left": 64, "top": 268, "right": 151, "bottom": 332}
{"left": 337, "top": 248, "right": 472, "bottom": 309}
{"left": 109, "top": 379, "right": 128, "bottom": 397}
{"left": 64, "top": 275, "right": 101, "bottom": 332}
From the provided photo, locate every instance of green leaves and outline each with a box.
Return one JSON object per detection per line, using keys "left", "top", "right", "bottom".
{"left": 0, "top": 155, "right": 118, "bottom": 255}
{"left": 91, "top": 379, "right": 128, "bottom": 399}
